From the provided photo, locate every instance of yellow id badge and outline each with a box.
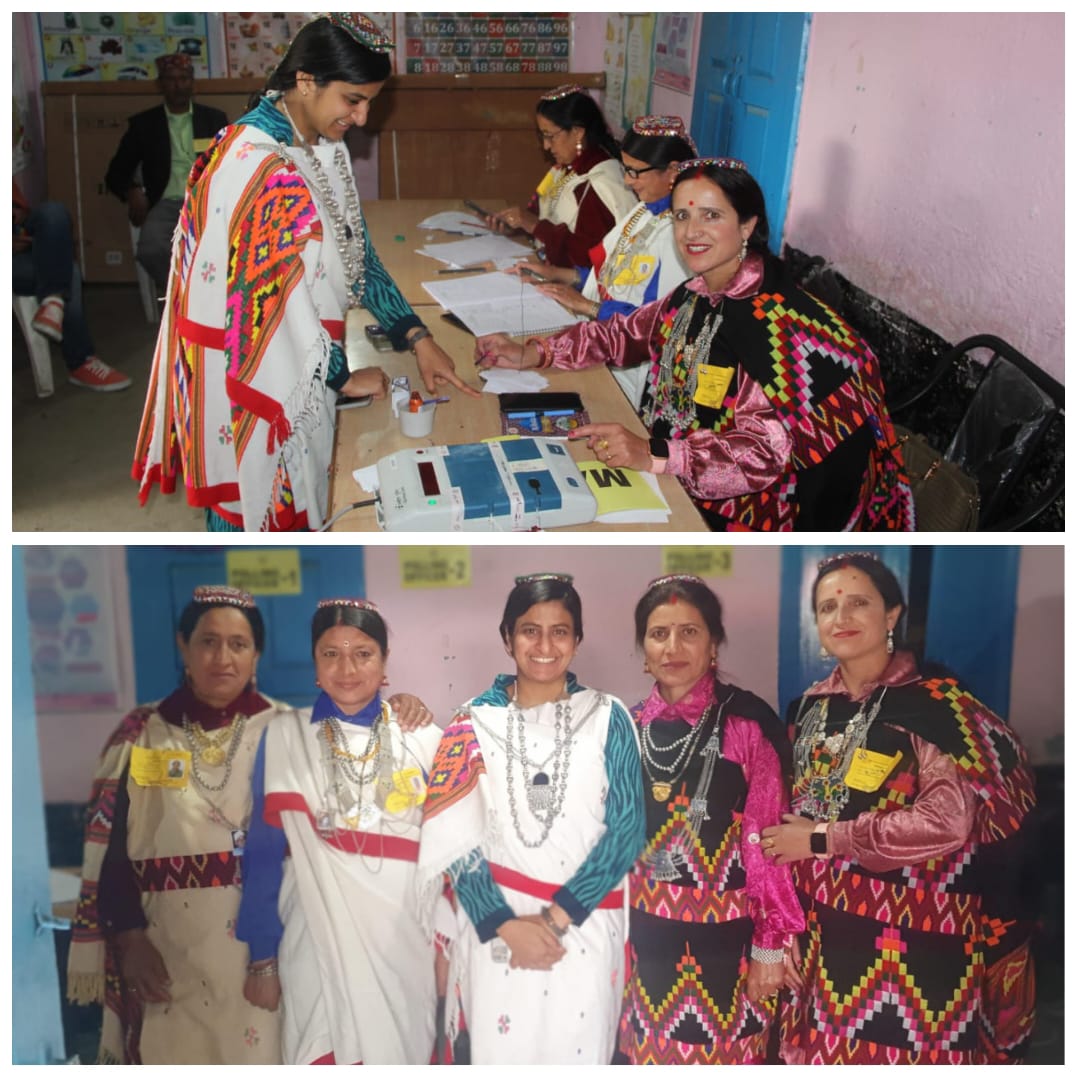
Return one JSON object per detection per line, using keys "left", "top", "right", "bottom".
{"left": 693, "top": 364, "right": 735, "bottom": 409}
{"left": 193, "top": 138, "right": 212, "bottom": 153}
{"left": 844, "top": 748, "right": 902, "bottom": 792}
{"left": 130, "top": 746, "right": 191, "bottom": 789}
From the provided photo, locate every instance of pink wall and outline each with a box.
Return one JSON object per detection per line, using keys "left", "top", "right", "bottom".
{"left": 785, "top": 13, "right": 1064, "bottom": 380}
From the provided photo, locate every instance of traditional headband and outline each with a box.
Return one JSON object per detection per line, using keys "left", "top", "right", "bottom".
{"left": 539, "top": 83, "right": 585, "bottom": 102}
{"left": 817, "top": 552, "right": 880, "bottom": 572}
{"left": 317, "top": 597, "right": 380, "bottom": 612}
{"left": 192, "top": 585, "right": 255, "bottom": 609}
{"left": 318, "top": 12, "right": 394, "bottom": 53}
{"left": 647, "top": 573, "right": 706, "bottom": 591}
{"left": 155, "top": 52, "right": 193, "bottom": 77}
{"left": 515, "top": 573, "right": 574, "bottom": 585}
{"left": 674, "top": 156, "right": 747, "bottom": 175}
{"left": 631, "top": 115, "right": 697, "bottom": 153}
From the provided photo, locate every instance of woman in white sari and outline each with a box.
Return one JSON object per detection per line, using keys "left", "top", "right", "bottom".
{"left": 236, "top": 598, "right": 441, "bottom": 1064}
{"left": 417, "top": 574, "right": 645, "bottom": 1064}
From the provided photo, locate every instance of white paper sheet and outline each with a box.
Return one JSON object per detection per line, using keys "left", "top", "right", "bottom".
{"left": 417, "top": 210, "right": 490, "bottom": 236}
{"left": 416, "top": 235, "right": 535, "bottom": 269}
{"left": 478, "top": 369, "right": 551, "bottom": 393}
{"left": 422, "top": 271, "right": 584, "bottom": 337}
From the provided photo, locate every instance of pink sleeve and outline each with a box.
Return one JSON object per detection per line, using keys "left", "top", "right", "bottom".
{"left": 663, "top": 372, "right": 792, "bottom": 500}
{"left": 828, "top": 734, "right": 977, "bottom": 872}
{"left": 725, "top": 716, "right": 806, "bottom": 949}
{"left": 538, "top": 299, "right": 663, "bottom": 372}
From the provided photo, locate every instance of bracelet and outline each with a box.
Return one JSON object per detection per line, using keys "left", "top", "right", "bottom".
{"left": 809, "top": 821, "right": 829, "bottom": 856}
{"left": 407, "top": 327, "right": 432, "bottom": 352}
{"left": 540, "top": 906, "right": 567, "bottom": 939}
{"left": 247, "top": 961, "right": 279, "bottom": 977}
{"left": 588, "top": 300, "right": 601, "bottom": 319}
{"left": 750, "top": 945, "right": 785, "bottom": 965}
{"left": 534, "top": 341, "right": 554, "bottom": 369}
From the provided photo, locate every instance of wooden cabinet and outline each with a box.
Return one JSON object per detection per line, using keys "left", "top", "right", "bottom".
{"left": 43, "top": 73, "right": 605, "bottom": 283}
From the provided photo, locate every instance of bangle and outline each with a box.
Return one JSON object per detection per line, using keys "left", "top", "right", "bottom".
{"left": 407, "top": 327, "right": 432, "bottom": 352}
{"left": 750, "top": 945, "right": 785, "bottom": 965}
{"left": 540, "top": 906, "right": 567, "bottom": 938}
{"left": 247, "top": 961, "right": 278, "bottom": 977}
{"left": 588, "top": 300, "right": 601, "bottom": 319}
{"left": 534, "top": 341, "right": 554, "bottom": 369}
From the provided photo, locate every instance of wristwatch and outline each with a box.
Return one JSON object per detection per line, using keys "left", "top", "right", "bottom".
{"left": 648, "top": 437, "right": 669, "bottom": 459}
{"left": 809, "top": 822, "right": 829, "bottom": 856}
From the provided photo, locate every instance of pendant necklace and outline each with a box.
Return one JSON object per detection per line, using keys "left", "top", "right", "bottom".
{"left": 182, "top": 713, "right": 248, "bottom": 793}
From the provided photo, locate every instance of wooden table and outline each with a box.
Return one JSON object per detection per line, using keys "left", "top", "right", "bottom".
{"left": 363, "top": 197, "right": 512, "bottom": 306}
{"left": 327, "top": 307, "right": 707, "bottom": 532}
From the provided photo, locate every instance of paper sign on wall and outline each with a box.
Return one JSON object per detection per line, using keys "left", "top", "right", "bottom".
{"left": 399, "top": 547, "right": 471, "bottom": 589}
{"left": 226, "top": 549, "right": 302, "bottom": 594}
{"left": 661, "top": 546, "right": 734, "bottom": 577}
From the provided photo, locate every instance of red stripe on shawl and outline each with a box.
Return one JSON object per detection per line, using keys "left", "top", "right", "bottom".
{"left": 178, "top": 316, "right": 345, "bottom": 351}
{"left": 264, "top": 791, "right": 420, "bottom": 861}
{"left": 489, "top": 863, "right": 623, "bottom": 910}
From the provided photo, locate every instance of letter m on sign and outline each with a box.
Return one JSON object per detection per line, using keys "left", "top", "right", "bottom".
{"left": 591, "top": 468, "right": 632, "bottom": 489}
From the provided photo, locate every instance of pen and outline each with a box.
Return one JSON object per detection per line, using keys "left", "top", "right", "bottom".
{"left": 421, "top": 397, "right": 450, "bottom": 405}
{"left": 464, "top": 199, "right": 494, "bottom": 218}
{"left": 519, "top": 266, "right": 547, "bottom": 282}
{"left": 459, "top": 219, "right": 490, "bottom": 229}
{"left": 437, "top": 264, "right": 488, "bottom": 274}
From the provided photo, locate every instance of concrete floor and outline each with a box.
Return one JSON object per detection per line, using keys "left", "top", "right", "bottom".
{"left": 12, "top": 283, "right": 204, "bottom": 532}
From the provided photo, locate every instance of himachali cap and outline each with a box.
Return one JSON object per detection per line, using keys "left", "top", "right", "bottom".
{"left": 539, "top": 83, "right": 586, "bottom": 102}
{"left": 320, "top": 12, "right": 395, "bottom": 53}
{"left": 515, "top": 572, "right": 574, "bottom": 585}
{"left": 317, "top": 597, "right": 380, "bottom": 612}
{"left": 632, "top": 115, "right": 698, "bottom": 153}
{"left": 675, "top": 156, "right": 747, "bottom": 175}
{"left": 647, "top": 573, "right": 707, "bottom": 590}
{"left": 192, "top": 585, "right": 256, "bottom": 609}
{"left": 155, "top": 52, "right": 193, "bottom": 77}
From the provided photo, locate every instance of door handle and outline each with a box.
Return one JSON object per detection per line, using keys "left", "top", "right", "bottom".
{"left": 34, "top": 904, "right": 71, "bottom": 936}
{"left": 721, "top": 72, "right": 733, "bottom": 95}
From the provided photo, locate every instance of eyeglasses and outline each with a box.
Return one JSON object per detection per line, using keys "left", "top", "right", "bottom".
{"left": 621, "top": 164, "right": 659, "bottom": 179}
{"left": 537, "top": 128, "right": 563, "bottom": 143}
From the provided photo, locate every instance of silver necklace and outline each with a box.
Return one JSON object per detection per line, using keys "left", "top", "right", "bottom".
{"left": 640, "top": 699, "right": 713, "bottom": 797}
{"left": 642, "top": 294, "right": 726, "bottom": 429}
{"left": 318, "top": 709, "right": 386, "bottom": 832}
{"left": 503, "top": 690, "right": 575, "bottom": 848}
{"left": 181, "top": 713, "right": 248, "bottom": 793}
{"left": 791, "top": 687, "right": 889, "bottom": 821}
{"left": 277, "top": 98, "right": 368, "bottom": 308}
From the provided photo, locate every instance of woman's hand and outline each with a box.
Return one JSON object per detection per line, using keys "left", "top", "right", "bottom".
{"left": 783, "top": 936, "right": 805, "bottom": 994}
{"left": 536, "top": 282, "right": 593, "bottom": 317}
{"left": 569, "top": 423, "right": 651, "bottom": 471}
{"left": 387, "top": 692, "right": 434, "bottom": 731}
{"left": 115, "top": 928, "right": 172, "bottom": 1003}
{"left": 474, "top": 334, "right": 542, "bottom": 371}
{"left": 506, "top": 260, "right": 574, "bottom": 286}
{"left": 745, "top": 957, "right": 785, "bottom": 1003}
{"left": 243, "top": 964, "right": 281, "bottom": 1012}
{"left": 497, "top": 916, "right": 566, "bottom": 970}
{"left": 341, "top": 366, "right": 389, "bottom": 401}
{"left": 412, "top": 336, "right": 482, "bottom": 398}
{"left": 489, "top": 207, "right": 538, "bottom": 236}
{"left": 761, "top": 813, "right": 815, "bottom": 865}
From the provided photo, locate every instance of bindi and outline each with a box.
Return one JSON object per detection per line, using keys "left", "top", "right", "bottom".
{"left": 688, "top": 200, "right": 694, "bottom": 206}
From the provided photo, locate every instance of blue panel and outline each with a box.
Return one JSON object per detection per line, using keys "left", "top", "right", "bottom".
{"left": 445, "top": 444, "right": 511, "bottom": 520}
{"left": 924, "top": 547, "right": 1018, "bottom": 715}
{"left": 512, "top": 469, "right": 563, "bottom": 511}
{"left": 501, "top": 440, "right": 544, "bottom": 462}
{"left": 12, "top": 549, "right": 66, "bottom": 1063}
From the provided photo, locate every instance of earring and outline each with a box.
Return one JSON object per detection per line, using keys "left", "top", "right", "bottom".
{"left": 819, "top": 645, "right": 831, "bottom": 661}
{"left": 886, "top": 628, "right": 895, "bottom": 655}
{"left": 738, "top": 237, "right": 749, "bottom": 263}
{"left": 315, "top": 679, "right": 321, "bottom": 687}
{"left": 381, "top": 676, "right": 390, "bottom": 687}
{"left": 575, "top": 140, "right": 583, "bottom": 154}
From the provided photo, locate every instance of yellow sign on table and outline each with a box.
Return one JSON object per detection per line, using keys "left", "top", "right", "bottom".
{"left": 579, "top": 462, "right": 668, "bottom": 514}
{"left": 661, "top": 546, "right": 734, "bottom": 577}
{"left": 399, "top": 547, "right": 471, "bottom": 589}
{"left": 226, "top": 549, "right": 303, "bottom": 594}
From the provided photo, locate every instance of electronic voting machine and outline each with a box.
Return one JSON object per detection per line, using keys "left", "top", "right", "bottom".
{"left": 375, "top": 439, "right": 597, "bottom": 531}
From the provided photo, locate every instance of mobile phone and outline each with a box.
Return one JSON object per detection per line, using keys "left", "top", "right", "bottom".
{"left": 364, "top": 324, "right": 394, "bottom": 352}
{"left": 498, "top": 392, "right": 585, "bottom": 415}
{"left": 335, "top": 394, "right": 373, "bottom": 410}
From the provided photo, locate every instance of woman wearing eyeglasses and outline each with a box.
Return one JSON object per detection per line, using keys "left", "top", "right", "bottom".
{"left": 484, "top": 85, "right": 636, "bottom": 269}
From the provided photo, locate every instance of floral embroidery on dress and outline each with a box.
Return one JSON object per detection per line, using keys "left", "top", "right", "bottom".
{"left": 497, "top": 1014, "right": 511, "bottom": 1035}
{"left": 200, "top": 261, "right": 217, "bottom": 284}
{"left": 244, "top": 1026, "right": 260, "bottom": 1047}
{"left": 218, "top": 424, "right": 233, "bottom": 446}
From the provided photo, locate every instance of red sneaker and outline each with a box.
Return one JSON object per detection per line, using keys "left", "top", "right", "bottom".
{"left": 68, "top": 356, "right": 133, "bottom": 392}
{"left": 32, "top": 295, "right": 65, "bottom": 342}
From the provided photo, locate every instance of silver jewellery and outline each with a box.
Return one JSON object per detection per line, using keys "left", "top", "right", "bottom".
{"left": 598, "top": 205, "right": 672, "bottom": 297}
{"left": 886, "top": 628, "right": 895, "bottom": 654}
{"left": 182, "top": 713, "right": 248, "bottom": 793}
{"left": 640, "top": 700, "right": 712, "bottom": 802}
{"left": 278, "top": 97, "right": 368, "bottom": 309}
{"left": 319, "top": 710, "right": 384, "bottom": 831}
{"left": 642, "top": 295, "right": 726, "bottom": 430}
{"left": 750, "top": 945, "right": 785, "bottom": 965}
{"left": 791, "top": 687, "right": 888, "bottom": 821}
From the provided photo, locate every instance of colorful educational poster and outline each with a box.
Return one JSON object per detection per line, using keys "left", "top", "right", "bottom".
{"left": 602, "top": 14, "right": 628, "bottom": 135}
{"left": 24, "top": 546, "right": 126, "bottom": 712}
{"left": 38, "top": 12, "right": 209, "bottom": 81}
{"left": 224, "top": 12, "right": 309, "bottom": 79}
{"left": 403, "top": 13, "right": 570, "bottom": 76}
{"left": 624, "top": 15, "right": 657, "bottom": 127}
{"left": 652, "top": 13, "right": 698, "bottom": 93}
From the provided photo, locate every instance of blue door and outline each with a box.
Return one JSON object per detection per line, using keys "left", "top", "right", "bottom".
{"left": 778, "top": 546, "right": 1019, "bottom": 718}
{"left": 126, "top": 545, "right": 366, "bottom": 707}
{"left": 690, "top": 13, "right": 811, "bottom": 251}
{"left": 12, "top": 549, "right": 68, "bottom": 1063}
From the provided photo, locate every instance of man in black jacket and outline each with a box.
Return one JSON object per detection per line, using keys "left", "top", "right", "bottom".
{"left": 105, "top": 53, "right": 228, "bottom": 289}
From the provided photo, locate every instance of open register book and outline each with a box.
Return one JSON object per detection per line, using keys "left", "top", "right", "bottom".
{"left": 422, "top": 271, "right": 587, "bottom": 337}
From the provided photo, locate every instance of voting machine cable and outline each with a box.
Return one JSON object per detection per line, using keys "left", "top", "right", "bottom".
{"left": 316, "top": 498, "right": 378, "bottom": 532}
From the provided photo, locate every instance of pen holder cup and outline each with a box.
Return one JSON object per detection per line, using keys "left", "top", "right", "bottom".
{"left": 400, "top": 403, "right": 436, "bottom": 438}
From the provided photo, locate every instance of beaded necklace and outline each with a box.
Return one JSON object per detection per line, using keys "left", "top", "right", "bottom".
{"left": 182, "top": 713, "right": 248, "bottom": 792}
{"left": 317, "top": 703, "right": 391, "bottom": 832}
{"left": 639, "top": 698, "right": 713, "bottom": 802}
{"left": 597, "top": 204, "right": 670, "bottom": 294}
{"left": 277, "top": 97, "right": 368, "bottom": 308}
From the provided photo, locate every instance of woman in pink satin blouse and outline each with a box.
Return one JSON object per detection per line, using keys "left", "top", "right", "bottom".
{"left": 762, "top": 552, "right": 1037, "bottom": 1065}
{"left": 617, "top": 574, "right": 803, "bottom": 1065}
{"left": 475, "top": 159, "right": 912, "bottom": 532}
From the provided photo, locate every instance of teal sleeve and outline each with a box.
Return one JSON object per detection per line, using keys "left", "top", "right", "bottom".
{"left": 359, "top": 219, "right": 423, "bottom": 350}
{"left": 554, "top": 700, "right": 645, "bottom": 923}
{"left": 326, "top": 342, "right": 349, "bottom": 391}
{"left": 450, "top": 850, "right": 515, "bottom": 943}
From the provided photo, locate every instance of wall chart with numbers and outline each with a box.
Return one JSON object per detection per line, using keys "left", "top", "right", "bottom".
{"left": 403, "top": 13, "right": 570, "bottom": 76}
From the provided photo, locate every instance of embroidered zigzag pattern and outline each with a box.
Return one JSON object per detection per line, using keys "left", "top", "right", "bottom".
{"left": 630, "top": 875, "right": 749, "bottom": 924}
{"left": 423, "top": 714, "right": 486, "bottom": 818}
{"left": 132, "top": 851, "right": 240, "bottom": 891}
{"left": 641, "top": 796, "right": 743, "bottom": 890}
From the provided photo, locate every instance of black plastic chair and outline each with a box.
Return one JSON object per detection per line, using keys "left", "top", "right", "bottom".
{"left": 889, "top": 335, "right": 1064, "bottom": 530}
